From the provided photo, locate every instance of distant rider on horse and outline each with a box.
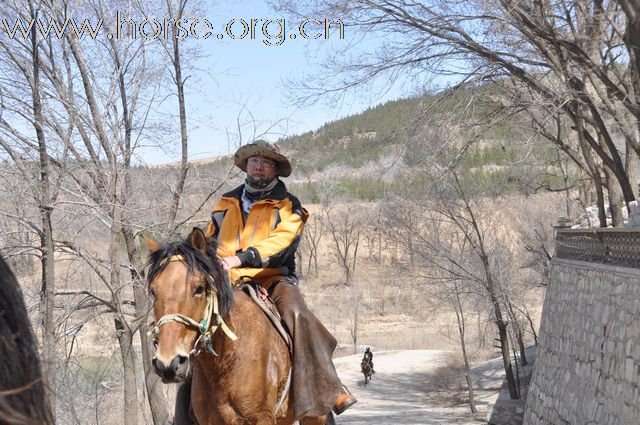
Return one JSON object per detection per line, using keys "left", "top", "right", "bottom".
{"left": 363, "top": 346, "right": 375, "bottom": 374}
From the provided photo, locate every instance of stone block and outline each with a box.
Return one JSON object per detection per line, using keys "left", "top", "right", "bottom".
{"left": 625, "top": 358, "right": 634, "bottom": 382}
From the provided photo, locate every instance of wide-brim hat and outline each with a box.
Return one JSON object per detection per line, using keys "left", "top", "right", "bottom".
{"left": 234, "top": 140, "right": 292, "bottom": 177}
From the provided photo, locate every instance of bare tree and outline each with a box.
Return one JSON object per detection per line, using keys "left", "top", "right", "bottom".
{"left": 323, "top": 203, "right": 365, "bottom": 285}
{"left": 382, "top": 165, "right": 521, "bottom": 399}
{"left": 439, "top": 172, "right": 519, "bottom": 398}
{"left": 277, "top": 0, "right": 640, "bottom": 225}
{"left": 382, "top": 195, "right": 484, "bottom": 410}
{"left": 301, "top": 212, "right": 324, "bottom": 277}
{"left": 447, "top": 279, "right": 478, "bottom": 413}
{"left": 346, "top": 280, "right": 362, "bottom": 348}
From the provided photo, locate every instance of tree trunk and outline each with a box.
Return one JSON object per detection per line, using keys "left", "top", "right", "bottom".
{"left": 495, "top": 313, "right": 519, "bottom": 399}
{"left": 593, "top": 171, "right": 607, "bottom": 228}
{"left": 123, "top": 229, "right": 171, "bottom": 425}
{"left": 378, "top": 227, "right": 382, "bottom": 266}
{"left": 38, "top": 210, "right": 56, "bottom": 412}
{"left": 476, "top": 255, "right": 517, "bottom": 398}
{"left": 576, "top": 108, "right": 607, "bottom": 227}
{"left": 452, "top": 291, "right": 477, "bottom": 413}
{"left": 30, "top": 6, "right": 56, "bottom": 416}
{"left": 510, "top": 333, "right": 521, "bottom": 395}
{"left": 605, "top": 166, "right": 625, "bottom": 227}
{"left": 521, "top": 305, "right": 539, "bottom": 346}
{"left": 580, "top": 172, "right": 593, "bottom": 206}
{"left": 110, "top": 179, "right": 138, "bottom": 425}
{"left": 621, "top": 3, "right": 640, "bottom": 158}
{"left": 115, "top": 317, "right": 139, "bottom": 425}
{"left": 505, "top": 296, "right": 528, "bottom": 366}
{"left": 626, "top": 138, "right": 639, "bottom": 200}
{"left": 164, "top": 0, "right": 189, "bottom": 236}
{"left": 516, "top": 326, "right": 528, "bottom": 367}
{"left": 306, "top": 245, "right": 313, "bottom": 277}
{"left": 557, "top": 148, "right": 572, "bottom": 217}
{"left": 350, "top": 286, "right": 359, "bottom": 347}
{"left": 486, "top": 267, "right": 518, "bottom": 399}
{"left": 454, "top": 173, "right": 519, "bottom": 399}
{"left": 296, "top": 249, "right": 304, "bottom": 278}
{"left": 351, "top": 235, "right": 359, "bottom": 281}
{"left": 599, "top": 131, "right": 625, "bottom": 227}
{"left": 604, "top": 161, "right": 624, "bottom": 227}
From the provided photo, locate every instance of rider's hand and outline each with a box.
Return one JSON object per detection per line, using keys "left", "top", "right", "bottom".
{"left": 221, "top": 255, "right": 241, "bottom": 272}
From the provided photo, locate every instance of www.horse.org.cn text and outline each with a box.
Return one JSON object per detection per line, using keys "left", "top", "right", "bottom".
{"left": 0, "top": 12, "right": 345, "bottom": 46}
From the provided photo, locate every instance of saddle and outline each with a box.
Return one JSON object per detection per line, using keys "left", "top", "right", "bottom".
{"left": 237, "top": 281, "right": 292, "bottom": 351}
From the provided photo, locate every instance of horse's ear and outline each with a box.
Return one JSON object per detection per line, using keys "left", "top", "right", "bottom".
{"left": 189, "top": 227, "right": 208, "bottom": 254}
{"left": 142, "top": 235, "right": 160, "bottom": 253}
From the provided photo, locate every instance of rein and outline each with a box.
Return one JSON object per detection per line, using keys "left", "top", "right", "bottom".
{"left": 149, "top": 255, "right": 237, "bottom": 356}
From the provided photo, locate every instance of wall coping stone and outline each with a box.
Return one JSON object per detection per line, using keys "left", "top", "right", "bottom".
{"left": 552, "top": 257, "right": 640, "bottom": 277}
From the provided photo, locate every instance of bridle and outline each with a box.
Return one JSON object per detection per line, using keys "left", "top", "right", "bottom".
{"left": 148, "top": 255, "right": 237, "bottom": 356}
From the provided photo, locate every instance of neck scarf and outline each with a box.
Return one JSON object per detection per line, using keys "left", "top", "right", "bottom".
{"left": 242, "top": 177, "right": 279, "bottom": 214}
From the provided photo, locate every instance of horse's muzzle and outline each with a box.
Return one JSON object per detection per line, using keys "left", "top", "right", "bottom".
{"left": 152, "top": 354, "right": 190, "bottom": 383}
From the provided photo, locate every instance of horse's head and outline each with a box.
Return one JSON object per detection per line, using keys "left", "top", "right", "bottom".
{"left": 144, "top": 228, "right": 233, "bottom": 383}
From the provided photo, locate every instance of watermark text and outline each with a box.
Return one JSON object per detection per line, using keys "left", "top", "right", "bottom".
{"left": 0, "top": 12, "right": 345, "bottom": 46}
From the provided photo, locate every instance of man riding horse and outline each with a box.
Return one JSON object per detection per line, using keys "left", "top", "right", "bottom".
{"left": 173, "top": 140, "right": 357, "bottom": 423}
{"left": 363, "top": 346, "right": 374, "bottom": 374}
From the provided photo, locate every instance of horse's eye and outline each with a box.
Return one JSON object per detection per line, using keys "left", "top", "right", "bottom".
{"left": 149, "top": 288, "right": 156, "bottom": 298}
{"left": 194, "top": 285, "right": 205, "bottom": 296}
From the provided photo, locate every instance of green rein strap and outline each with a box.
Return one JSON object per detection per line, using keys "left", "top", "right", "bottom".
{"left": 149, "top": 255, "right": 238, "bottom": 355}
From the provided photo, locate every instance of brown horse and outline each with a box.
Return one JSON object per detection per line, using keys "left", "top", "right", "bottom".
{"left": 360, "top": 358, "right": 373, "bottom": 385}
{"left": 0, "top": 253, "right": 53, "bottom": 425}
{"left": 145, "top": 228, "right": 334, "bottom": 425}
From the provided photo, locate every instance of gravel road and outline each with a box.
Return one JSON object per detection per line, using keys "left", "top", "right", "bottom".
{"left": 332, "top": 349, "right": 510, "bottom": 425}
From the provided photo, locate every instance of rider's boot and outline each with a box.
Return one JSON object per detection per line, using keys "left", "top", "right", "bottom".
{"left": 333, "top": 383, "right": 357, "bottom": 415}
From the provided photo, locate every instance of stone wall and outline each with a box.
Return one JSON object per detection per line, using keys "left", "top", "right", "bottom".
{"left": 523, "top": 258, "right": 640, "bottom": 425}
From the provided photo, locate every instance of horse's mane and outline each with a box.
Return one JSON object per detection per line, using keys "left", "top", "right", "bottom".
{"left": 146, "top": 236, "right": 234, "bottom": 318}
{"left": 0, "top": 254, "right": 53, "bottom": 424}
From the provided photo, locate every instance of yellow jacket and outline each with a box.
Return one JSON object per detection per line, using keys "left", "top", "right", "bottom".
{"left": 205, "top": 180, "right": 308, "bottom": 287}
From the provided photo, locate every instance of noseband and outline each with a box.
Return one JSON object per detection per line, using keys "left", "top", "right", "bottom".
{"left": 149, "top": 255, "right": 237, "bottom": 356}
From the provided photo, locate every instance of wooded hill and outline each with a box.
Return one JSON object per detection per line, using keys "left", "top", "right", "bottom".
{"left": 277, "top": 86, "right": 573, "bottom": 203}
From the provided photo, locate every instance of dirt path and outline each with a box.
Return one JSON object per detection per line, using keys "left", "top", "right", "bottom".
{"left": 332, "top": 350, "right": 508, "bottom": 425}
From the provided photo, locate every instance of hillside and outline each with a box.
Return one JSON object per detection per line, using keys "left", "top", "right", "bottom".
{"left": 272, "top": 87, "right": 572, "bottom": 204}
{"left": 145, "top": 85, "right": 573, "bottom": 204}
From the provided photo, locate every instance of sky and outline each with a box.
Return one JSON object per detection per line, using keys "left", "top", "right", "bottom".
{"left": 141, "top": 0, "right": 411, "bottom": 164}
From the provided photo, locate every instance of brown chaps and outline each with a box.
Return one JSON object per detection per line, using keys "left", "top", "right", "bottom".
{"left": 270, "top": 279, "right": 341, "bottom": 418}
{"left": 172, "top": 279, "right": 341, "bottom": 423}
